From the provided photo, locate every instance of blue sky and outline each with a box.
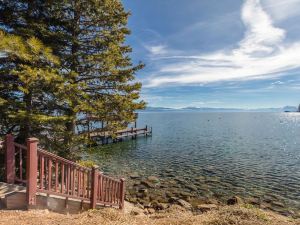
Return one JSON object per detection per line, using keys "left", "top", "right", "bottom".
{"left": 123, "top": 0, "right": 300, "bottom": 109}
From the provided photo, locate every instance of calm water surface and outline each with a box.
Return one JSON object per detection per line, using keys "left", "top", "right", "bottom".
{"left": 87, "top": 112, "right": 300, "bottom": 216}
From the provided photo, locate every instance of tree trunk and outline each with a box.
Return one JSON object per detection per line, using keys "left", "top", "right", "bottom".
{"left": 63, "top": 2, "right": 80, "bottom": 156}
{"left": 18, "top": 92, "right": 32, "bottom": 143}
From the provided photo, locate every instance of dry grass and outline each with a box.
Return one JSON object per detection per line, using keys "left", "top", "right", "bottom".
{"left": 0, "top": 205, "right": 298, "bottom": 225}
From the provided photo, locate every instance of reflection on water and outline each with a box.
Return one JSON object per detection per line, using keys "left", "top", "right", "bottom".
{"left": 87, "top": 112, "right": 300, "bottom": 217}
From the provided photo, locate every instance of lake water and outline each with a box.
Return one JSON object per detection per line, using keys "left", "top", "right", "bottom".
{"left": 87, "top": 112, "right": 300, "bottom": 217}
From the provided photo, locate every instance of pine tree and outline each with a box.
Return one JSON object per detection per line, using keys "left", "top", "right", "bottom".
{"left": 37, "top": 0, "right": 145, "bottom": 144}
{"left": 0, "top": 0, "right": 145, "bottom": 157}
{"left": 0, "top": 0, "right": 81, "bottom": 157}
{"left": 0, "top": 31, "right": 66, "bottom": 144}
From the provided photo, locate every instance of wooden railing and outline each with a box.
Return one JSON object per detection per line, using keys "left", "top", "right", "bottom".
{"left": 3, "top": 134, "right": 125, "bottom": 210}
{"left": 14, "top": 142, "right": 27, "bottom": 184}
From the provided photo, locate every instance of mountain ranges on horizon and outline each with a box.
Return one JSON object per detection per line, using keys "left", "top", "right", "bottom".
{"left": 140, "top": 106, "right": 299, "bottom": 112}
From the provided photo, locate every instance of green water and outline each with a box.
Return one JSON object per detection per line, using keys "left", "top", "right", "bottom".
{"left": 87, "top": 112, "right": 300, "bottom": 217}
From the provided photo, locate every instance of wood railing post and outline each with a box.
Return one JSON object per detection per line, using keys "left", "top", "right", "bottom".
{"left": 5, "top": 134, "right": 15, "bottom": 184}
{"left": 119, "top": 178, "right": 125, "bottom": 210}
{"left": 26, "top": 138, "right": 38, "bottom": 209}
{"left": 90, "top": 165, "right": 99, "bottom": 209}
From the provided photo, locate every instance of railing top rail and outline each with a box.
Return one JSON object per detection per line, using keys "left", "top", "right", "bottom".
{"left": 14, "top": 142, "right": 27, "bottom": 150}
{"left": 37, "top": 148, "right": 92, "bottom": 171}
{"left": 102, "top": 174, "right": 122, "bottom": 183}
{"left": 2, "top": 135, "right": 126, "bottom": 210}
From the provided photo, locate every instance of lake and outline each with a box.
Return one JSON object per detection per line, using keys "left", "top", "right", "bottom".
{"left": 87, "top": 112, "right": 300, "bottom": 217}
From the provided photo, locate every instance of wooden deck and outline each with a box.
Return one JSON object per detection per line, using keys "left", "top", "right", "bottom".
{"left": 82, "top": 126, "right": 152, "bottom": 145}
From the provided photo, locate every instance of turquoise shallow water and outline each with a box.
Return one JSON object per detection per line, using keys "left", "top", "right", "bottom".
{"left": 87, "top": 112, "right": 300, "bottom": 216}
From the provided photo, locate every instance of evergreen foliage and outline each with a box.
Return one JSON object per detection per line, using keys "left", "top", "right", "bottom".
{"left": 0, "top": 31, "right": 67, "bottom": 143}
{"left": 0, "top": 0, "right": 145, "bottom": 158}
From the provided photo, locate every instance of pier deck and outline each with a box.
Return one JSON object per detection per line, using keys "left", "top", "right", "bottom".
{"left": 82, "top": 126, "right": 152, "bottom": 145}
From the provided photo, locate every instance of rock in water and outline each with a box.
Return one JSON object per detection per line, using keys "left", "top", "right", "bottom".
{"left": 227, "top": 196, "right": 243, "bottom": 205}
{"left": 147, "top": 176, "right": 160, "bottom": 183}
{"left": 177, "top": 199, "right": 192, "bottom": 209}
{"left": 130, "top": 172, "right": 140, "bottom": 179}
{"left": 141, "top": 180, "right": 156, "bottom": 188}
{"left": 151, "top": 201, "right": 169, "bottom": 210}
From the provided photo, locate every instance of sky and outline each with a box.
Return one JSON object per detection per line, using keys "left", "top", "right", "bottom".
{"left": 122, "top": 0, "right": 300, "bottom": 109}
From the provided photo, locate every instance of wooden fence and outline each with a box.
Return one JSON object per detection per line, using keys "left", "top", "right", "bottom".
{"left": 3, "top": 134, "right": 125, "bottom": 210}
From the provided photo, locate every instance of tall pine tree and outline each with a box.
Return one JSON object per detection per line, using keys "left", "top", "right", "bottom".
{"left": 0, "top": 31, "right": 67, "bottom": 144}
{"left": 0, "top": 0, "right": 145, "bottom": 158}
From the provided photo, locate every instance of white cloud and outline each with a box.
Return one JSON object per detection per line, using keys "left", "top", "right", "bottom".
{"left": 145, "top": 0, "right": 300, "bottom": 88}
{"left": 238, "top": 0, "right": 285, "bottom": 55}
{"left": 144, "top": 44, "right": 167, "bottom": 55}
{"left": 271, "top": 81, "right": 284, "bottom": 85}
{"left": 262, "top": 0, "right": 300, "bottom": 21}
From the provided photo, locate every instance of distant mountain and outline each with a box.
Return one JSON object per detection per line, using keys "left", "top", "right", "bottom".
{"left": 282, "top": 106, "right": 298, "bottom": 112}
{"left": 181, "top": 107, "right": 244, "bottom": 112}
{"left": 140, "top": 106, "right": 175, "bottom": 112}
{"left": 140, "top": 106, "right": 299, "bottom": 112}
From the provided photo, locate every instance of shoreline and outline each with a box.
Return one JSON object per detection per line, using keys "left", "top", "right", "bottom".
{"left": 0, "top": 203, "right": 298, "bottom": 225}
{"left": 124, "top": 174, "right": 300, "bottom": 219}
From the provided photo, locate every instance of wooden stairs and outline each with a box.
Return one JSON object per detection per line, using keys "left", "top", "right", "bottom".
{"left": 0, "top": 182, "right": 105, "bottom": 213}
{"left": 0, "top": 135, "right": 126, "bottom": 213}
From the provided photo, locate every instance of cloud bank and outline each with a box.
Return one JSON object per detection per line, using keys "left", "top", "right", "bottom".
{"left": 144, "top": 0, "right": 300, "bottom": 88}
{"left": 262, "top": 0, "right": 300, "bottom": 21}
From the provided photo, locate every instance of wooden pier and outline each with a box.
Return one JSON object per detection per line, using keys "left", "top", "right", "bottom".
{"left": 82, "top": 126, "right": 152, "bottom": 145}
{"left": 76, "top": 113, "right": 152, "bottom": 145}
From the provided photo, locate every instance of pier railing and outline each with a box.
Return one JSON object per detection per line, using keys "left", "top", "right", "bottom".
{"left": 3, "top": 134, "right": 125, "bottom": 210}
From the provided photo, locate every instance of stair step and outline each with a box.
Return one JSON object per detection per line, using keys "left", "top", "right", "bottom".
{"left": 0, "top": 182, "right": 26, "bottom": 198}
{"left": 0, "top": 182, "right": 108, "bottom": 213}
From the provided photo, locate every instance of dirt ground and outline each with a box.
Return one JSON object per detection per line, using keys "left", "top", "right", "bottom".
{"left": 0, "top": 205, "right": 299, "bottom": 225}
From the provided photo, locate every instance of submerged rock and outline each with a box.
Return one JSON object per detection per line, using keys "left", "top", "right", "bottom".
{"left": 141, "top": 180, "right": 156, "bottom": 188}
{"left": 177, "top": 199, "right": 192, "bottom": 209}
{"left": 130, "top": 172, "right": 140, "bottom": 179}
{"left": 139, "top": 188, "right": 148, "bottom": 194}
{"left": 272, "top": 201, "right": 285, "bottom": 208}
{"left": 185, "top": 184, "right": 198, "bottom": 192}
{"left": 178, "top": 191, "right": 194, "bottom": 199}
{"left": 227, "top": 196, "right": 243, "bottom": 205}
{"left": 174, "top": 177, "right": 186, "bottom": 185}
{"left": 151, "top": 201, "right": 169, "bottom": 210}
{"left": 246, "top": 197, "right": 261, "bottom": 206}
{"left": 147, "top": 176, "right": 160, "bottom": 183}
{"left": 169, "top": 197, "right": 192, "bottom": 209}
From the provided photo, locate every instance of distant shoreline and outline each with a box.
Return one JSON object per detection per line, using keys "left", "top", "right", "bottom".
{"left": 139, "top": 106, "right": 299, "bottom": 113}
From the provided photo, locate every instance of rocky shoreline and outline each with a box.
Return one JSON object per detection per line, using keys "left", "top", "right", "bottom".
{"left": 125, "top": 174, "right": 299, "bottom": 218}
